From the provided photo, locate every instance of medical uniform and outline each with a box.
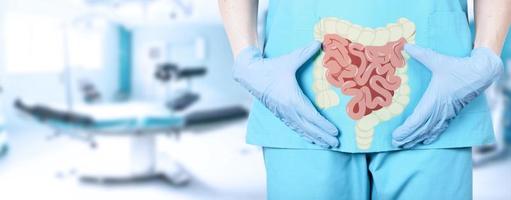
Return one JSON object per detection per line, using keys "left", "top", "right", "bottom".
{"left": 502, "top": 29, "right": 511, "bottom": 144}
{"left": 246, "top": 0, "right": 492, "bottom": 199}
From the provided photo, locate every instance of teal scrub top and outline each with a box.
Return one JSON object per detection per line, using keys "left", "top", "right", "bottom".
{"left": 246, "top": 0, "right": 496, "bottom": 152}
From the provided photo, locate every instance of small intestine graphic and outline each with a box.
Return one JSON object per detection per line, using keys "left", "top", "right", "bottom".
{"left": 322, "top": 34, "right": 406, "bottom": 120}
{"left": 312, "top": 17, "right": 415, "bottom": 149}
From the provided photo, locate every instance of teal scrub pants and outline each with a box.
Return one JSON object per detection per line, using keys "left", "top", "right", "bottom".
{"left": 263, "top": 148, "right": 472, "bottom": 200}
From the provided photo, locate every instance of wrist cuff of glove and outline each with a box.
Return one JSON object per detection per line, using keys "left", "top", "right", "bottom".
{"left": 235, "top": 46, "right": 262, "bottom": 64}
{"left": 472, "top": 47, "right": 504, "bottom": 67}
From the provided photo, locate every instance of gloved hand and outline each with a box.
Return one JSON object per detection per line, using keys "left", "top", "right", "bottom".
{"left": 233, "top": 41, "right": 340, "bottom": 148}
{"left": 392, "top": 44, "right": 504, "bottom": 148}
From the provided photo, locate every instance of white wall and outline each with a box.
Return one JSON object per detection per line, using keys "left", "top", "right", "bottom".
{"left": 0, "top": 0, "right": 264, "bottom": 127}
{"left": 1, "top": 0, "right": 121, "bottom": 128}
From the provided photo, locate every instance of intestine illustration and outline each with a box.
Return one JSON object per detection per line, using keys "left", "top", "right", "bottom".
{"left": 312, "top": 18, "right": 416, "bottom": 149}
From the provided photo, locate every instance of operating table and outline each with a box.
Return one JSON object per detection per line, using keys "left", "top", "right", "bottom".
{"left": 15, "top": 99, "right": 248, "bottom": 185}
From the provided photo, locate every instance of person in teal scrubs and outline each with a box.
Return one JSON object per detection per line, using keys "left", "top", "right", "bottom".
{"left": 219, "top": 0, "right": 511, "bottom": 199}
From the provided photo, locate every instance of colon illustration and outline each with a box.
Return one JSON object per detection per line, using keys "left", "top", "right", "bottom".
{"left": 312, "top": 18, "right": 416, "bottom": 149}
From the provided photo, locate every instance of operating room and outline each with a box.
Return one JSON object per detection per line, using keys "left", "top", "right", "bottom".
{"left": 0, "top": 0, "right": 510, "bottom": 199}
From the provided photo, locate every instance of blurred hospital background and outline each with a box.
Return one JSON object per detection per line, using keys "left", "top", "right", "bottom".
{"left": 0, "top": 0, "right": 509, "bottom": 199}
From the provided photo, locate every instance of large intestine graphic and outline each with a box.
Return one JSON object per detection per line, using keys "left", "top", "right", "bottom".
{"left": 312, "top": 18, "right": 415, "bottom": 149}
{"left": 322, "top": 34, "right": 406, "bottom": 120}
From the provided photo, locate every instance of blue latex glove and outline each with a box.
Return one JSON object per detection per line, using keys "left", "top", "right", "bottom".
{"left": 392, "top": 44, "right": 504, "bottom": 148}
{"left": 233, "top": 41, "right": 340, "bottom": 148}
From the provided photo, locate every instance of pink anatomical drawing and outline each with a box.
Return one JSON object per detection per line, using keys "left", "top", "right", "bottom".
{"left": 312, "top": 18, "right": 415, "bottom": 149}
{"left": 323, "top": 34, "right": 406, "bottom": 120}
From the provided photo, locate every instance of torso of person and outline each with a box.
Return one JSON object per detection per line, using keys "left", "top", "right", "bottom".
{"left": 246, "top": 0, "right": 495, "bottom": 152}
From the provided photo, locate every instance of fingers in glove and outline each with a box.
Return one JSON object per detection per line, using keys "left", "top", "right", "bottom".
{"left": 422, "top": 121, "right": 448, "bottom": 145}
{"left": 423, "top": 131, "right": 442, "bottom": 145}
{"left": 300, "top": 133, "right": 330, "bottom": 148}
{"left": 295, "top": 90, "right": 339, "bottom": 137}
{"left": 404, "top": 44, "right": 449, "bottom": 72}
{"left": 422, "top": 105, "right": 453, "bottom": 145}
{"left": 288, "top": 41, "right": 322, "bottom": 71}
{"left": 298, "top": 97, "right": 339, "bottom": 137}
{"left": 392, "top": 98, "right": 436, "bottom": 143}
{"left": 279, "top": 109, "right": 337, "bottom": 148}
{"left": 297, "top": 115, "right": 339, "bottom": 148}
{"left": 401, "top": 132, "right": 432, "bottom": 148}
{"left": 396, "top": 102, "right": 449, "bottom": 148}
{"left": 393, "top": 116, "right": 435, "bottom": 148}
{"left": 392, "top": 97, "right": 449, "bottom": 148}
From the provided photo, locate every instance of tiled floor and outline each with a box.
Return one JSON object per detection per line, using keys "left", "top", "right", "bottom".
{"left": 0, "top": 122, "right": 509, "bottom": 200}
